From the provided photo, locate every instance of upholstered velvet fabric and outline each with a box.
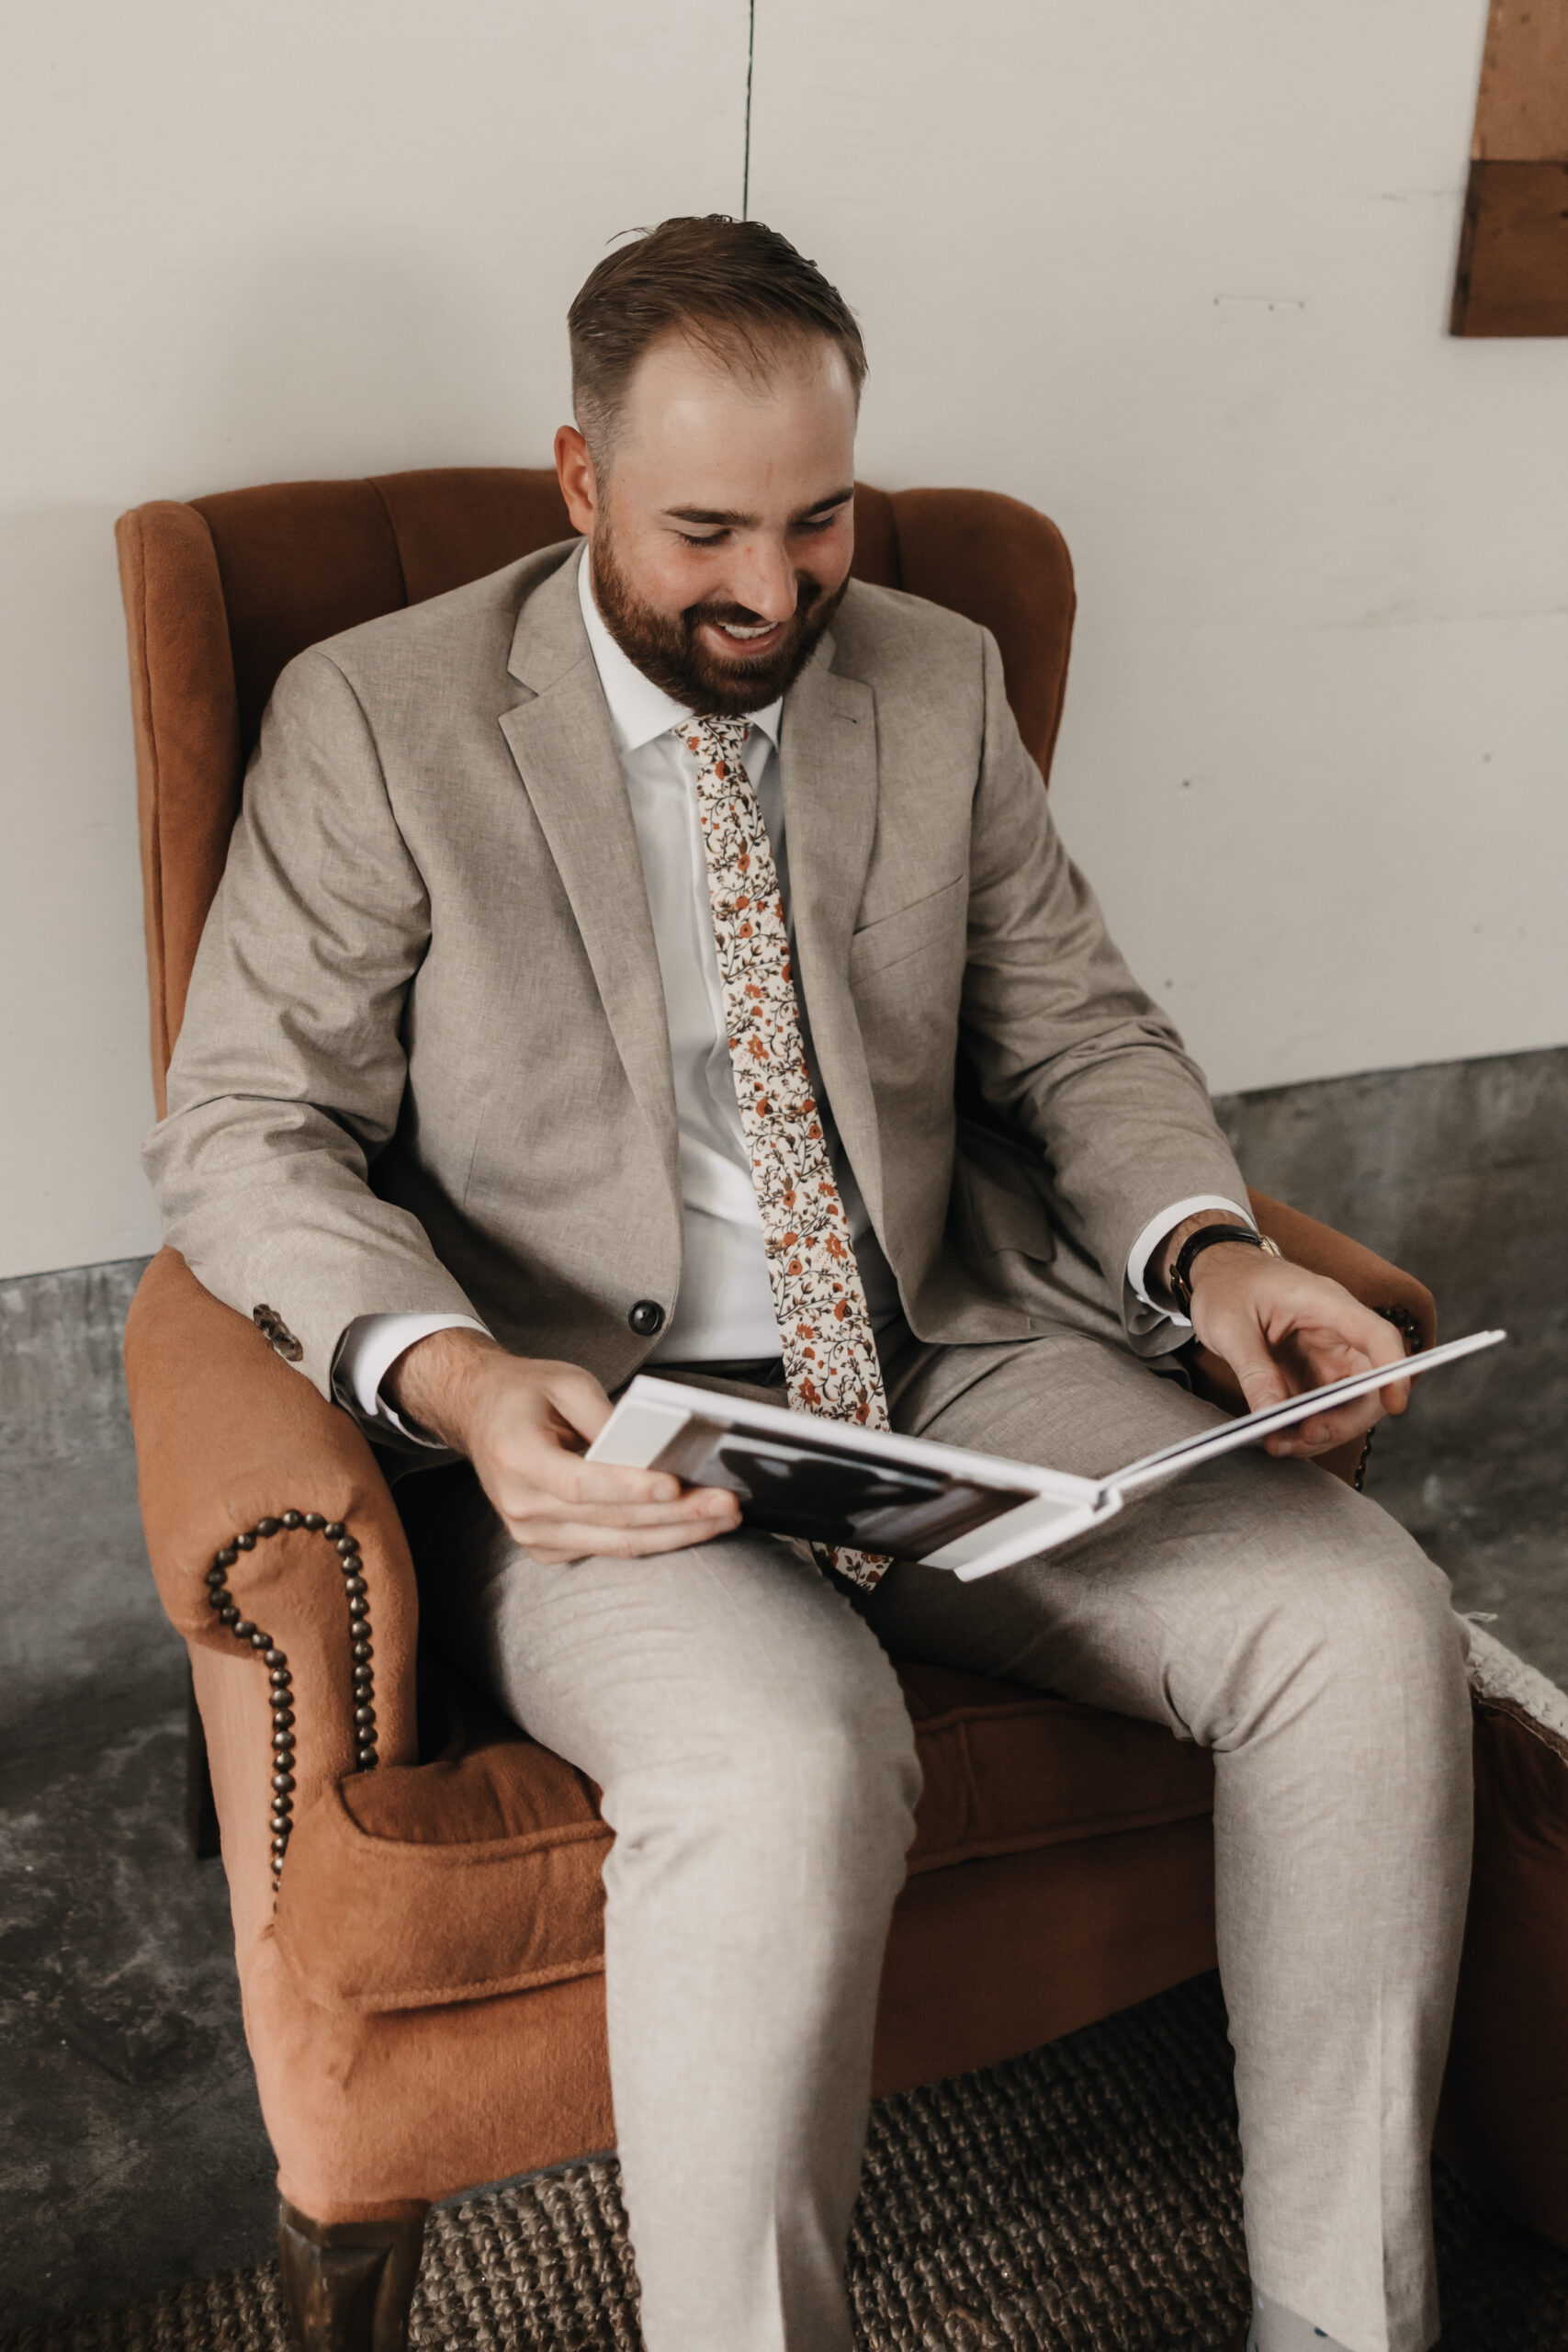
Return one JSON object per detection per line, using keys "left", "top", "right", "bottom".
{"left": 243, "top": 1830, "right": 1224, "bottom": 2227}
{"left": 268, "top": 1661, "right": 1217, "bottom": 2018}
{"left": 116, "top": 503, "right": 242, "bottom": 1102}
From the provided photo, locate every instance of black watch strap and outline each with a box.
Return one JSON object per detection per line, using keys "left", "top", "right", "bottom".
{"left": 1168, "top": 1223, "right": 1280, "bottom": 1317}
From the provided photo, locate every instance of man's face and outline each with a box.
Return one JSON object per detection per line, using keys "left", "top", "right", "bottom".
{"left": 556, "top": 328, "right": 858, "bottom": 716}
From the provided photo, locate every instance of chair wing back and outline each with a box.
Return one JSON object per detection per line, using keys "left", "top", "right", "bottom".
{"left": 116, "top": 468, "right": 1076, "bottom": 1111}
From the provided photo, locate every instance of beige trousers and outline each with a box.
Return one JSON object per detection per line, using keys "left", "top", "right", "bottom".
{"left": 411, "top": 1323, "right": 1472, "bottom": 2352}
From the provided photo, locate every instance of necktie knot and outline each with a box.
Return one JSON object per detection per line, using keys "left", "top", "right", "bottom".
{"left": 676, "top": 715, "right": 751, "bottom": 768}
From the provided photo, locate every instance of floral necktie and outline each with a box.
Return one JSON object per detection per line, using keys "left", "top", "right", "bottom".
{"left": 676, "top": 715, "right": 891, "bottom": 1592}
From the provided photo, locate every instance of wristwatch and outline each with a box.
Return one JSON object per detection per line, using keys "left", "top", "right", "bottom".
{"left": 1167, "top": 1223, "right": 1281, "bottom": 1317}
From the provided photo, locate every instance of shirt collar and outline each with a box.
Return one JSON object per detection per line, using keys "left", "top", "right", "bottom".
{"left": 575, "top": 543, "right": 783, "bottom": 756}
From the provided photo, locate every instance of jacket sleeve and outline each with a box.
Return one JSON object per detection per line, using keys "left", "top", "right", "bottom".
{"left": 141, "top": 648, "right": 481, "bottom": 1400}
{"left": 959, "top": 627, "right": 1252, "bottom": 1347}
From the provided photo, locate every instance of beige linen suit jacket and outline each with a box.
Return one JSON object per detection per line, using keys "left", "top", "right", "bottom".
{"left": 145, "top": 540, "right": 1250, "bottom": 1406}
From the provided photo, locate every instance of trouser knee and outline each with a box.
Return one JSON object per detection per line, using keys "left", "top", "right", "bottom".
{"left": 611, "top": 1685, "right": 920, "bottom": 1937}
{"left": 1230, "top": 1495, "right": 1472, "bottom": 1804}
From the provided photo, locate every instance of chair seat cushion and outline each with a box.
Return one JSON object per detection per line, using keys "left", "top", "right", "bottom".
{"left": 273, "top": 1663, "right": 1215, "bottom": 2013}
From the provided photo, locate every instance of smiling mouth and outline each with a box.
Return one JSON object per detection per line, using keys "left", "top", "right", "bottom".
{"left": 708, "top": 618, "right": 784, "bottom": 645}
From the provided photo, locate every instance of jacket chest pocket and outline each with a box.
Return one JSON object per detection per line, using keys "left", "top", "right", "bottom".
{"left": 848, "top": 873, "right": 967, "bottom": 983}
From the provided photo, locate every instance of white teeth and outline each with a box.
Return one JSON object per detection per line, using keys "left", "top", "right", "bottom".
{"left": 716, "top": 621, "right": 775, "bottom": 639}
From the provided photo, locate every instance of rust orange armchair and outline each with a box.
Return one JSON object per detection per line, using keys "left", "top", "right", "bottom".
{"left": 117, "top": 471, "right": 1447, "bottom": 2346}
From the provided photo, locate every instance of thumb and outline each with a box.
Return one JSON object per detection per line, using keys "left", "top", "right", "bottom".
{"left": 540, "top": 1363, "right": 615, "bottom": 1446}
{"left": 1207, "top": 1313, "right": 1292, "bottom": 1416}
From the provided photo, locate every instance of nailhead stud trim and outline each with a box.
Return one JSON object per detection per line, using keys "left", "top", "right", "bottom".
{"left": 202, "top": 1513, "right": 378, "bottom": 1898}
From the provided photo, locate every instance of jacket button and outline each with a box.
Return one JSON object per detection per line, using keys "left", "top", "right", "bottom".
{"left": 252, "top": 1304, "right": 303, "bottom": 1363}
{"left": 627, "top": 1299, "right": 665, "bottom": 1339}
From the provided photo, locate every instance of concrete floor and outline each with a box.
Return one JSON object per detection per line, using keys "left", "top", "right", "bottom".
{"left": 0, "top": 1461, "right": 277, "bottom": 2324}
{"left": 1, "top": 1045, "right": 1563, "bottom": 2331}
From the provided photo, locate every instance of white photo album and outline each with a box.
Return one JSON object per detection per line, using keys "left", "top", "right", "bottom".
{"left": 586, "top": 1329, "right": 1506, "bottom": 1581}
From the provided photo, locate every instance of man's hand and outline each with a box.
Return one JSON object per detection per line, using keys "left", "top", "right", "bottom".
{"left": 1161, "top": 1220, "right": 1412, "bottom": 1458}
{"left": 385, "top": 1329, "right": 741, "bottom": 1564}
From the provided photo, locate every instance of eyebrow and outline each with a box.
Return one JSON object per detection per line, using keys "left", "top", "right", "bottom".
{"left": 664, "top": 486, "right": 855, "bottom": 528}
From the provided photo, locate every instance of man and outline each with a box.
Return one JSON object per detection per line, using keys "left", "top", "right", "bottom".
{"left": 146, "top": 216, "right": 1471, "bottom": 2352}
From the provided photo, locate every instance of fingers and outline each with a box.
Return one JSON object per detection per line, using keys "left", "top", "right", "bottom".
{"left": 503, "top": 1491, "right": 741, "bottom": 1563}
{"left": 1265, "top": 1388, "right": 1383, "bottom": 1456}
{"left": 501, "top": 1484, "right": 739, "bottom": 1535}
{"left": 525, "top": 1443, "right": 690, "bottom": 1510}
{"left": 1266, "top": 1311, "right": 1410, "bottom": 1454}
{"left": 486, "top": 1385, "right": 741, "bottom": 1550}
{"left": 1262, "top": 1348, "right": 1412, "bottom": 1457}
{"left": 1191, "top": 1259, "right": 1416, "bottom": 1459}
{"left": 1200, "top": 1306, "right": 1293, "bottom": 1416}
{"left": 466, "top": 1357, "right": 744, "bottom": 1552}
{"left": 1327, "top": 1300, "right": 1412, "bottom": 1394}
{"left": 496, "top": 1373, "right": 687, "bottom": 1510}
{"left": 535, "top": 1362, "right": 615, "bottom": 1445}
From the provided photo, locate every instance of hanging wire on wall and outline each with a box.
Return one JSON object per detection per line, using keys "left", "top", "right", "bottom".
{"left": 741, "top": 0, "right": 756, "bottom": 219}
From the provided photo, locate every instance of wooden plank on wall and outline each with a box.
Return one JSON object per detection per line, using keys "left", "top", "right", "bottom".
{"left": 1472, "top": 0, "right": 1568, "bottom": 158}
{"left": 1453, "top": 159, "right": 1568, "bottom": 332}
{"left": 1452, "top": 0, "right": 1568, "bottom": 333}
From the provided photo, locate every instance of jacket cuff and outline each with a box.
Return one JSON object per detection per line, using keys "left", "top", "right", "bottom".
{"left": 1125, "top": 1195, "right": 1255, "bottom": 1328}
{"left": 331, "top": 1311, "right": 491, "bottom": 1443}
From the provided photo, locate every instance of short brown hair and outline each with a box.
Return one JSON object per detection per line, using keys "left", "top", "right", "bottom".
{"left": 569, "top": 215, "right": 866, "bottom": 459}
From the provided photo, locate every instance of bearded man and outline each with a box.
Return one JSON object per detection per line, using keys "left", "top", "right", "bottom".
{"left": 147, "top": 215, "right": 1471, "bottom": 2352}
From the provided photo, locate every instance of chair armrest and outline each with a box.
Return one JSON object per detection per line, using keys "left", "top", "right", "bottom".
{"left": 1185, "top": 1190, "right": 1437, "bottom": 1487}
{"left": 124, "top": 1250, "right": 420, "bottom": 1893}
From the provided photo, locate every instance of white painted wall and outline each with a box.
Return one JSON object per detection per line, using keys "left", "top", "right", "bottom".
{"left": 750, "top": 0, "right": 1568, "bottom": 1097}
{"left": 3, "top": 0, "right": 1564, "bottom": 1277}
{"left": 0, "top": 0, "right": 749, "bottom": 1279}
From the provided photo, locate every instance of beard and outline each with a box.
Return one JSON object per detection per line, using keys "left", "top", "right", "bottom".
{"left": 589, "top": 522, "right": 847, "bottom": 718}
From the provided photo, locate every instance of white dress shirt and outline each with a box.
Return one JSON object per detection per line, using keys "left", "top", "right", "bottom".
{"left": 336, "top": 548, "right": 1248, "bottom": 1434}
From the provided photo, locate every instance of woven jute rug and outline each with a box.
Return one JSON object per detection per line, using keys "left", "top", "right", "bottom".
{"left": 8, "top": 1974, "right": 1567, "bottom": 2352}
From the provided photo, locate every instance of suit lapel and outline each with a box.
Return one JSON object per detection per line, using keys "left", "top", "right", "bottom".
{"left": 498, "top": 560, "right": 680, "bottom": 1203}
{"left": 778, "top": 642, "right": 886, "bottom": 1232}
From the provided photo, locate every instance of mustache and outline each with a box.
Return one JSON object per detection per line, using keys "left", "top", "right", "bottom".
{"left": 683, "top": 585, "right": 829, "bottom": 631}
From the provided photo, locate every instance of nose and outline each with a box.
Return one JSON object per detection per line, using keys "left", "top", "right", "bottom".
{"left": 724, "top": 536, "right": 798, "bottom": 626}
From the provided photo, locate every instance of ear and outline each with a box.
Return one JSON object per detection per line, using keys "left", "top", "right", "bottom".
{"left": 555, "top": 425, "right": 599, "bottom": 537}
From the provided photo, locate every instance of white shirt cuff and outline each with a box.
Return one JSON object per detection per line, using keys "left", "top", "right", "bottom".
{"left": 1126, "top": 1195, "right": 1255, "bottom": 1329}
{"left": 333, "top": 1311, "right": 491, "bottom": 1443}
